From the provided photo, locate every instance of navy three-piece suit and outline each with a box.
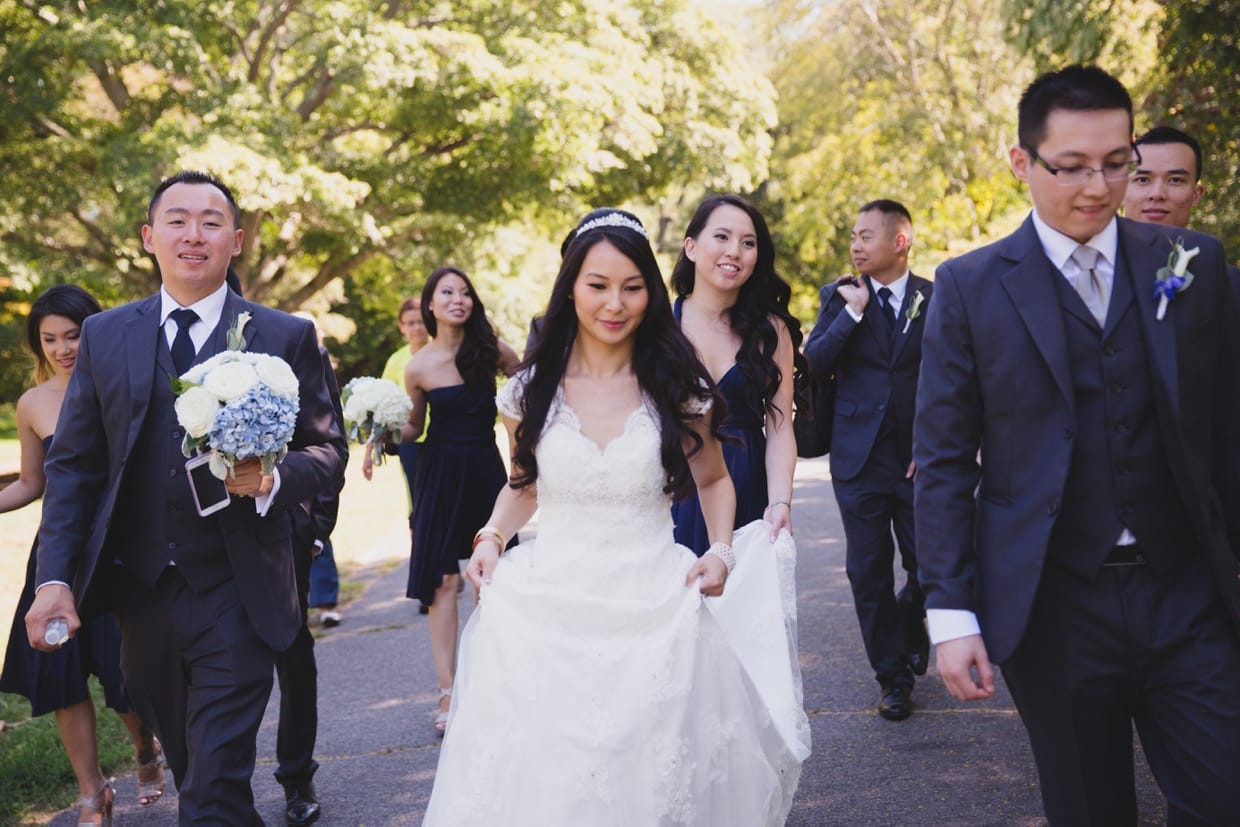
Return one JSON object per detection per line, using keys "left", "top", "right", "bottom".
{"left": 805, "top": 273, "right": 933, "bottom": 690}
{"left": 915, "top": 215, "right": 1240, "bottom": 823}
{"left": 36, "top": 287, "right": 347, "bottom": 823}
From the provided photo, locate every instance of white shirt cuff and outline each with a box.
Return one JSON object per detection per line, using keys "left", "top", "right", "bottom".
{"left": 254, "top": 467, "right": 281, "bottom": 517}
{"left": 926, "top": 608, "right": 982, "bottom": 645}
{"left": 35, "top": 580, "right": 71, "bottom": 593}
{"left": 845, "top": 304, "right": 864, "bottom": 323}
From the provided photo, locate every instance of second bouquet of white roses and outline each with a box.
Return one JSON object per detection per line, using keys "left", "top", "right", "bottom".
{"left": 340, "top": 376, "right": 412, "bottom": 466}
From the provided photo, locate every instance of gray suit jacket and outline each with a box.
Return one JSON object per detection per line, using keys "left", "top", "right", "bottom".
{"left": 914, "top": 215, "right": 1240, "bottom": 663}
{"left": 36, "top": 288, "right": 347, "bottom": 650}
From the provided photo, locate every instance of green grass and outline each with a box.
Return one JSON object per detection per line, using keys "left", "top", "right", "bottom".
{"left": 0, "top": 679, "right": 137, "bottom": 825}
{"left": 0, "top": 404, "right": 16, "bottom": 440}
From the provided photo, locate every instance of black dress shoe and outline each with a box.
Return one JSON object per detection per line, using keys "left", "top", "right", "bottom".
{"left": 907, "top": 649, "right": 930, "bottom": 677}
{"left": 285, "top": 783, "right": 321, "bottom": 826}
{"left": 879, "top": 685, "right": 913, "bottom": 721}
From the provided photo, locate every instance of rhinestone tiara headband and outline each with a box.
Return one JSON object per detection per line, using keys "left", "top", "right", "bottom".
{"left": 573, "top": 212, "right": 649, "bottom": 240}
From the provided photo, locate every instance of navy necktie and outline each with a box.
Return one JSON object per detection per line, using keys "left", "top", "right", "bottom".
{"left": 876, "top": 286, "right": 896, "bottom": 338}
{"left": 170, "top": 308, "right": 199, "bottom": 375}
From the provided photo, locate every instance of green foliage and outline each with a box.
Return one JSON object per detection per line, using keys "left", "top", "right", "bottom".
{"left": 0, "top": 404, "right": 15, "bottom": 439}
{"left": 0, "top": 681, "right": 135, "bottom": 823}
{"left": 1141, "top": 1, "right": 1240, "bottom": 260}
{"left": 1000, "top": 0, "right": 1240, "bottom": 262}
{"left": 756, "top": 0, "right": 1034, "bottom": 309}
{"left": 0, "top": 0, "right": 774, "bottom": 401}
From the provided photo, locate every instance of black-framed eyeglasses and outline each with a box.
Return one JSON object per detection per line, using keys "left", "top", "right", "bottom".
{"left": 1023, "top": 145, "right": 1142, "bottom": 187}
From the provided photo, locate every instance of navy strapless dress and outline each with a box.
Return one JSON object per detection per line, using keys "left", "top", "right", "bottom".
{"left": 0, "top": 437, "right": 132, "bottom": 716}
{"left": 407, "top": 385, "right": 507, "bottom": 605}
{"left": 672, "top": 301, "right": 769, "bottom": 555}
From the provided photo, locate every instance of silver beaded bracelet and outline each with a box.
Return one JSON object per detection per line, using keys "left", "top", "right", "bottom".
{"left": 705, "top": 542, "right": 736, "bottom": 573}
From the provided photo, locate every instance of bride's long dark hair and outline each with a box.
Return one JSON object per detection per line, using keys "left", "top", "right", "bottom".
{"left": 512, "top": 209, "right": 724, "bottom": 500}
{"left": 420, "top": 266, "right": 501, "bottom": 389}
{"left": 670, "top": 194, "right": 808, "bottom": 422}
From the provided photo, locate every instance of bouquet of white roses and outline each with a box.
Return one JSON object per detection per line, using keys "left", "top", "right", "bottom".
{"left": 341, "top": 376, "right": 412, "bottom": 466}
{"left": 172, "top": 312, "right": 301, "bottom": 480}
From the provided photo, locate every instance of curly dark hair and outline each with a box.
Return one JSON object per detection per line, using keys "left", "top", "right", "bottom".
{"left": 669, "top": 194, "right": 807, "bottom": 424}
{"left": 26, "top": 284, "right": 103, "bottom": 383}
{"left": 420, "top": 266, "right": 501, "bottom": 389}
{"left": 514, "top": 209, "right": 724, "bottom": 500}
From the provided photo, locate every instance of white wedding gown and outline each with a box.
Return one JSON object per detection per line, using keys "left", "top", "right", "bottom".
{"left": 422, "top": 380, "right": 811, "bottom": 826}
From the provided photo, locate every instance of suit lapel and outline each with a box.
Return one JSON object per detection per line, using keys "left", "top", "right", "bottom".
{"left": 891, "top": 274, "right": 926, "bottom": 363}
{"left": 1000, "top": 219, "right": 1074, "bottom": 408}
{"left": 1121, "top": 220, "right": 1180, "bottom": 423}
{"left": 123, "top": 295, "right": 162, "bottom": 452}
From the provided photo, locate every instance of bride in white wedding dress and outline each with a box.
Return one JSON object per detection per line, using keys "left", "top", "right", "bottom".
{"left": 422, "top": 209, "right": 811, "bottom": 827}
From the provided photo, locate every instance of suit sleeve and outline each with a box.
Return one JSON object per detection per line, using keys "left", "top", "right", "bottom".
{"left": 802, "top": 284, "right": 857, "bottom": 376}
{"left": 266, "top": 320, "right": 348, "bottom": 511}
{"left": 912, "top": 262, "right": 984, "bottom": 612}
{"left": 35, "top": 315, "right": 111, "bottom": 586}
{"left": 308, "top": 346, "right": 346, "bottom": 541}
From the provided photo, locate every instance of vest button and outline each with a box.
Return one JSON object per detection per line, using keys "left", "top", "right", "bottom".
{"left": 1109, "top": 383, "right": 1124, "bottom": 394}
{"left": 167, "top": 542, "right": 176, "bottom": 550}
{"left": 1063, "top": 427, "right": 1074, "bottom": 439}
{"left": 168, "top": 468, "right": 177, "bottom": 477}
{"left": 1103, "top": 346, "right": 1117, "bottom": 357}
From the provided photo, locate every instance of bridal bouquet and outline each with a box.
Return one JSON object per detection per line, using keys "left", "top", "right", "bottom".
{"left": 341, "top": 376, "right": 412, "bottom": 466}
{"left": 172, "top": 312, "right": 301, "bottom": 479}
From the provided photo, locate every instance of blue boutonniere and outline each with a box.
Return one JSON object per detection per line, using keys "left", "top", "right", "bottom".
{"left": 1153, "top": 239, "right": 1198, "bottom": 321}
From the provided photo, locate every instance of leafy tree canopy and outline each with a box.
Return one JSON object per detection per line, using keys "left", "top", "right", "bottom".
{"left": 0, "top": 0, "right": 775, "bottom": 389}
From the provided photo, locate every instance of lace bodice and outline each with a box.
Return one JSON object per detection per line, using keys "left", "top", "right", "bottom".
{"left": 499, "top": 373, "right": 674, "bottom": 557}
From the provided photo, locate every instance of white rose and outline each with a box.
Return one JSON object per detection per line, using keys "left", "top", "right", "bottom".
{"left": 174, "top": 386, "right": 221, "bottom": 438}
{"left": 203, "top": 361, "right": 259, "bottom": 402}
{"left": 252, "top": 353, "right": 300, "bottom": 400}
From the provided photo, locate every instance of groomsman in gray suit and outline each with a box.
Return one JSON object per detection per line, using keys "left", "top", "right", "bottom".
{"left": 915, "top": 65, "right": 1240, "bottom": 823}
{"left": 26, "top": 170, "right": 347, "bottom": 824}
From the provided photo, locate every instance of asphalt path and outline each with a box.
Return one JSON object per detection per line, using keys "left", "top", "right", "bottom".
{"left": 47, "top": 456, "right": 1165, "bottom": 825}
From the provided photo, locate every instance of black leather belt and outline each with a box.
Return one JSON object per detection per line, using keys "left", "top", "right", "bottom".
{"left": 1102, "top": 544, "right": 1147, "bottom": 567}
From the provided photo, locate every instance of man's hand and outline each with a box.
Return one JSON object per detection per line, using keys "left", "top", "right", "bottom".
{"left": 25, "top": 584, "right": 80, "bottom": 653}
{"left": 837, "top": 276, "right": 869, "bottom": 315}
{"left": 225, "top": 457, "right": 274, "bottom": 497}
{"left": 936, "top": 634, "right": 996, "bottom": 701}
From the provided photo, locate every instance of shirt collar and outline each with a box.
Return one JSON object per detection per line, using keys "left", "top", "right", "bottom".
{"left": 1030, "top": 209, "right": 1118, "bottom": 272}
{"left": 870, "top": 271, "right": 910, "bottom": 303}
{"left": 160, "top": 282, "right": 229, "bottom": 331}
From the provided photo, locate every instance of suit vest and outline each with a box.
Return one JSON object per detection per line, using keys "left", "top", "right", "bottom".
{"left": 1045, "top": 251, "right": 1194, "bottom": 576}
{"left": 111, "top": 330, "right": 231, "bottom": 591}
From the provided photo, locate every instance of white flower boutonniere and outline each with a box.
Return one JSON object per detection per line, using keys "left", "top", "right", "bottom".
{"left": 226, "top": 310, "right": 252, "bottom": 351}
{"left": 1153, "top": 240, "right": 1198, "bottom": 321}
{"left": 902, "top": 290, "right": 926, "bottom": 334}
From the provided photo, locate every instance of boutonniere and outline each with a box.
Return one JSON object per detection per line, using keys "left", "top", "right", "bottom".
{"left": 226, "top": 310, "right": 252, "bottom": 351}
{"left": 902, "top": 290, "right": 925, "bottom": 334}
{"left": 1153, "top": 240, "right": 1198, "bottom": 321}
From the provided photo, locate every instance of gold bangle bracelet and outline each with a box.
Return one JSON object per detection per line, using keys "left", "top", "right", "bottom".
{"left": 472, "top": 526, "right": 507, "bottom": 552}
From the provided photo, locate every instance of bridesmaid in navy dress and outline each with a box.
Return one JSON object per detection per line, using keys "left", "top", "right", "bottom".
{"left": 0, "top": 285, "right": 163, "bottom": 825}
{"left": 400, "top": 267, "right": 519, "bottom": 733}
{"left": 670, "top": 194, "right": 807, "bottom": 554}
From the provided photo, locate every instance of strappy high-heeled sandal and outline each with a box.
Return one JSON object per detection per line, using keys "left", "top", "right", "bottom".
{"left": 136, "top": 737, "right": 165, "bottom": 807}
{"left": 434, "top": 686, "right": 452, "bottom": 735}
{"left": 78, "top": 779, "right": 115, "bottom": 827}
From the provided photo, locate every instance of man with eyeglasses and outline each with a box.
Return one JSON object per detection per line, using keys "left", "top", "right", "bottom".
{"left": 914, "top": 65, "right": 1240, "bottom": 823}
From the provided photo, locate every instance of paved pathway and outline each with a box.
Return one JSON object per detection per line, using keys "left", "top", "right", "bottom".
{"left": 47, "top": 457, "right": 1165, "bottom": 825}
